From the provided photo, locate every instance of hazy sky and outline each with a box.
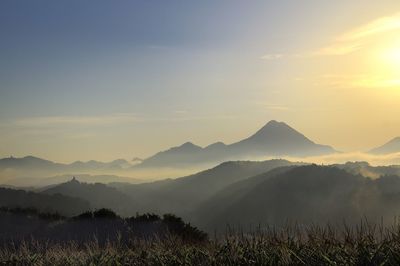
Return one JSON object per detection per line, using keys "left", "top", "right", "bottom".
{"left": 1, "top": 0, "right": 400, "bottom": 162}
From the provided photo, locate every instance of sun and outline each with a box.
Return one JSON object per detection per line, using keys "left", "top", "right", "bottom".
{"left": 368, "top": 40, "right": 400, "bottom": 88}
{"left": 382, "top": 45, "right": 400, "bottom": 69}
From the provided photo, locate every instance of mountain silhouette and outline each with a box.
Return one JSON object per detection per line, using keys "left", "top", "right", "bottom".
{"left": 0, "top": 187, "right": 89, "bottom": 216}
{"left": 113, "top": 159, "right": 302, "bottom": 215}
{"left": 0, "top": 156, "right": 139, "bottom": 186}
{"left": 4, "top": 160, "right": 399, "bottom": 231}
{"left": 42, "top": 178, "right": 134, "bottom": 215}
{"left": 369, "top": 137, "right": 400, "bottom": 154}
{"left": 138, "top": 120, "right": 335, "bottom": 168}
{"left": 229, "top": 120, "right": 334, "bottom": 156}
{"left": 195, "top": 165, "right": 400, "bottom": 232}
{"left": 0, "top": 156, "right": 63, "bottom": 170}
{"left": 0, "top": 120, "right": 335, "bottom": 171}
{"left": 0, "top": 156, "right": 133, "bottom": 172}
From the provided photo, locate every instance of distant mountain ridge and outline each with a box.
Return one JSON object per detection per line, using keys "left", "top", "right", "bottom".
{"left": 138, "top": 120, "right": 335, "bottom": 168}
{"left": 0, "top": 120, "right": 335, "bottom": 171}
{"left": 0, "top": 156, "right": 143, "bottom": 187}
{"left": 0, "top": 156, "right": 133, "bottom": 171}
{"left": 369, "top": 137, "right": 400, "bottom": 154}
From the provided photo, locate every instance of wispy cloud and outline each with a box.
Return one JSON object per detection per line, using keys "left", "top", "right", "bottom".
{"left": 316, "top": 74, "right": 400, "bottom": 89}
{"left": 315, "top": 12, "right": 400, "bottom": 56}
{"left": 312, "top": 42, "right": 364, "bottom": 56}
{"left": 14, "top": 113, "right": 139, "bottom": 127}
{"left": 173, "top": 110, "right": 189, "bottom": 115}
{"left": 338, "top": 13, "right": 400, "bottom": 42}
{"left": 283, "top": 152, "right": 400, "bottom": 167}
{"left": 262, "top": 12, "right": 400, "bottom": 59}
{"left": 260, "top": 53, "right": 284, "bottom": 60}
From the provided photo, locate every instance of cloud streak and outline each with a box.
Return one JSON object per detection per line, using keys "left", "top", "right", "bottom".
{"left": 260, "top": 54, "right": 284, "bottom": 60}
{"left": 338, "top": 12, "right": 400, "bottom": 42}
{"left": 262, "top": 12, "right": 400, "bottom": 59}
{"left": 14, "top": 113, "right": 140, "bottom": 127}
{"left": 315, "top": 12, "right": 400, "bottom": 56}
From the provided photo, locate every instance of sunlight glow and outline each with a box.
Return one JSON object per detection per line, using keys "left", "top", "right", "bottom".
{"left": 339, "top": 12, "right": 400, "bottom": 41}
{"left": 372, "top": 39, "right": 400, "bottom": 88}
{"left": 381, "top": 45, "right": 400, "bottom": 69}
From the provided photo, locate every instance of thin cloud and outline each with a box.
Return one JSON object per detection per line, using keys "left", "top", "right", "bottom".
{"left": 260, "top": 53, "right": 284, "bottom": 60}
{"left": 284, "top": 152, "right": 400, "bottom": 167}
{"left": 313, "top": 42, "right": 364, "bottom": 56}
{"left": 249, "top": 152, "right": 400, "bottom": 168}
{"left": 261, "top": 12, "right": 400, "bottom": 59}
{"left": 338, "top": 12, "right": 400, "bottom": 41}
{"left": 316, "top": 12, "right": 400, "bottom": 56}
{"left": 14, "top": 113, "right": 139, "bottom": 127}
{"left": 317, "top": 74, "right": 400, "bottom": 89}
{"left": 173, "top": 110, "right": 189, "bottom": 115}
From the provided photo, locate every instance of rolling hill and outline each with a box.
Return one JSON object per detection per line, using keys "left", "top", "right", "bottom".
{"left": 195, "top": 165, "right": 400, "bottom": 232}
{"left": 113, "top": 159, "right": 302, "bottom": 215}
{"left": 0, "top": 187, "right": 90, "bottom": 216}
{"left": 41, "top": 177, "right": 134, "bottom": 215}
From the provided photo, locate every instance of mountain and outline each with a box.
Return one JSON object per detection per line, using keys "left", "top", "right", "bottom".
{"left": 369, "top": 137, "right": 400, "bottom": 154}
{"left": 137, "top": 120, "right": 335, "bottom": 168}
{"left": 0, "top": 156, "right": 133, "bottom": 172}
{"left": 69, "top": 159, "right": 132, "bottom": 170}
{"left": 195, "top": 165, "right": 400, "bottom": 232}
{"left": 193, "top": 165, "right": 298, "bottom": 227}
{"left": 2, "top": 174, "right": 144, "bottom": 188}
{"left": 0, "top": 187, "right": 90, "bottom": 216}
{"left": 41, "top": 177, "right": 134, "bottom": 215}
{"left": 0, "top": 156, "right": 140, "bottom": 186}
{"left": 0, "top": 156, "right": 63, "bottom": 170}
{"left": 114, "top": 159, "right": 302, "bottom": 215}
{"left": 229, "top": 120, "right": 334, "bottom": 156}
{"left": 137, "top": 142, "right": 204, "bottom": 168}
{"left": 0, "top": 120, "right": 335, "bottom": 171}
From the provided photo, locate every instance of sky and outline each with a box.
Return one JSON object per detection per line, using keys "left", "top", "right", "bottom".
{"left": 1, "top": 0, "right": 400, "bottom": 162}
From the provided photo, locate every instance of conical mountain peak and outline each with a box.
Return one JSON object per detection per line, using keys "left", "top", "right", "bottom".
{"left": 249, "top": 120, "right": 306, "bottom": 141}
{"left": 258, "top": 120, "right": 291, "bottom": 131}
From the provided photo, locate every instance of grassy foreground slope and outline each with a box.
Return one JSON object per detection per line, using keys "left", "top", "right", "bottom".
{"left": 2, "top": 219, "right": 400, "bottom": 265}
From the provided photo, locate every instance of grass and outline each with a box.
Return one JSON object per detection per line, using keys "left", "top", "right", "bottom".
{"left": 3, "top": 222, "right": 400, "bottom": 265}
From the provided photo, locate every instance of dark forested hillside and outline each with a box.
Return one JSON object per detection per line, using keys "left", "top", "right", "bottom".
{"left": 42, "top": 177, "right": 134, "bottom": 215}
{"left": 198, "top": 165, "right": 400, "bottom": 232}
{"left": 114, "top": 159, "right": 301, "bottom": 215}
{"left": 0, "top": 187, "right": 90, "bottom": 216}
